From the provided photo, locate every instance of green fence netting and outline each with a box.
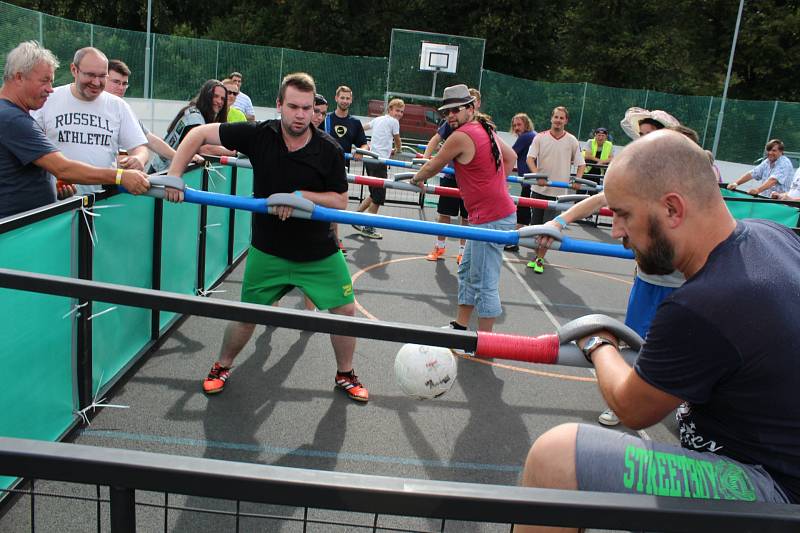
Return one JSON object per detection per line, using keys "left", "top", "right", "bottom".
{"left": 0, "top": 162, "right": 251, "bottom": 493}
{"left": 204, "top": 164, "right": 233, "bottom": 289}
{"left": 234, "top": 167, "right": 254, "bottom": 258}
{"left": 722, "top": 189, "right": 800, "bottom": 227}
{"left": 0, "top": 211, "right": 76, "bottom": 491}
{"left": 1, "top": 0, "right": 800, "bottom": 165}
{"left": 160, "top": 170, "right": 203, "bottom": 329}
{"left": 91, "top": 192, "right": 156, "bottom": 392}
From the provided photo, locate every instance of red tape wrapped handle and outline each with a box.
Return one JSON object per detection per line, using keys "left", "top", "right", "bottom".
{"left": 475, "top": 332, "right": 560, "bottom": 363}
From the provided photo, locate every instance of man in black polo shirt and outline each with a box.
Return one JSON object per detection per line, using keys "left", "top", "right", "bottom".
{"left": 166, "top": 72, "right": 369, "bottom": 403}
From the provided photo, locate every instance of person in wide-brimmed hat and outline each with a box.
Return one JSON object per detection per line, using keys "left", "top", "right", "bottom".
{"left": 620, "top": 107, "right": 680, "bottom": 139}
{"left": 411, "top": 84, "right": 517, "bottom": 334}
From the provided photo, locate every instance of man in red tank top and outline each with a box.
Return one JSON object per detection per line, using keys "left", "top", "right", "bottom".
{"left": 410, "top": 85, "right": 517, "bottom": 333}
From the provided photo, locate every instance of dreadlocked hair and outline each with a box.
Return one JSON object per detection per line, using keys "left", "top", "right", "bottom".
{"left": 476, "top": 113, "right": 501, "bottom": 172}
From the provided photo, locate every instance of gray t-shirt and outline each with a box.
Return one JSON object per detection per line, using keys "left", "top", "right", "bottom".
{"left": 0, "top": 98, "right": 58, "bottom": 218}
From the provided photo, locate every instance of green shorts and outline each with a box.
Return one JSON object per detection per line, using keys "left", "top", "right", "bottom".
{"left": 241, "top": 246, "right": 354, "bottom": 310}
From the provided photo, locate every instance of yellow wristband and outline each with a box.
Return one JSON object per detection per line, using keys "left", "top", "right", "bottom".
{"left": 115, "top": 168, "right": 124, "bottom": 185}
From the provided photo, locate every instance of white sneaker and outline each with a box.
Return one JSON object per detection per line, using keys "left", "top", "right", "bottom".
{"left": 598, "top": 408, "right": 619, "bottom": 426}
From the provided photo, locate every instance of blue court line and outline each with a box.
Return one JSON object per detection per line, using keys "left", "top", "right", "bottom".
{"left": 81, "top": 429, "right": 522, "bottom": 473}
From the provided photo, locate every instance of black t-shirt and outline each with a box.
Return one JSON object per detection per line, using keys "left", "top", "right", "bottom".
{"left": 219, "top": 120, "right": 347, "bottom": 261}
{"left": 635, "top": 220, "right": 800, "bottom": 503}
{"left": 324, "top": 112, "right": 367, "bottom": 154}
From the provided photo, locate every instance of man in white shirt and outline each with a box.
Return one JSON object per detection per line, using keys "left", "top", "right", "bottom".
{"left": 229, "top": 71, "right": 255, "bottom": 122}
{"left": 772, "top": 166, "right": 800, "bottom": 200}
{"left": 32, "top": 47, "right": 147, "bottom": 195}
{"left": 728, "top": 139, "right": 795, "bottom": 198}
{"left": 525, "top": 106, "right": 586, "bottom": 273}
{"left": 351, "top": 98, "right": 404, "bottom": 237}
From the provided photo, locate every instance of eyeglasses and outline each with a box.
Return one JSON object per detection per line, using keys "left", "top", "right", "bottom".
{"left": 313, "top": 109, "right": 325, "bottom": 115}
{"left": 441, "top": 105, "right": 466, "bottom": 117}
{"left": 77, "top": 68, "right": 107, "bottom": 81}
{"left": 227, "top": 90, "right": 239, "bottom": 96}
{"left": 108, "top": 79, "right": 129, "bottom": 88}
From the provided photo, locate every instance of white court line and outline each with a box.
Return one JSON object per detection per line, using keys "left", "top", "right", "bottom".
{"left": 504, "top": 256, "right": 651, "bottom": 441}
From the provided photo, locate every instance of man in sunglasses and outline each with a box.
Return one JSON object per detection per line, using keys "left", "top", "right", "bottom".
{"left": 222, "top": 79, "right": 247, "bottom": 123}
{"left": 421, "top": 87, "right": 483, "bottom": 264}
{"left": 228, "top": 71, "right": 255, "bottom": 122}
{"left": 411, "top": 84, "right": 517, "bottom": 334}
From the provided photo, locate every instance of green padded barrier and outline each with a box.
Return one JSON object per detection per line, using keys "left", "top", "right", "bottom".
{"left": 233, "top": 166, "right": 253, "bottom": 259}
{"left": 159, "top": 167, "right": 203, "bottom": 329}
{"left": 721, "top": 189, "right": 800, "bottom": 227}
{"left": 91, "top": 193, "right": 155, "bottom": 392}
{"left": 204, "top": 164, "right": 233, "bottom": 289}
{"left": 0, "top": 211, "right": 77, "bottom": 490}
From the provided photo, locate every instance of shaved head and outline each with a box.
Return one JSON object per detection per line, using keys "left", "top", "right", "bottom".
{"left": 605, "top": 130, "right": 720, "bottom": 204}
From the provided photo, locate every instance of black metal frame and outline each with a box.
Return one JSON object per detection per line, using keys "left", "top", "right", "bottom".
{"left": 0, "top": 269, "right": 476, "bottom": 352}
{"left": 1, "top": 437, "right": 798, "bottom": 532}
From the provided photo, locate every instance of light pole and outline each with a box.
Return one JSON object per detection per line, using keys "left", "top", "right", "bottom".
{"left": 711, "top": 0, "right": 745, "bottom": 159}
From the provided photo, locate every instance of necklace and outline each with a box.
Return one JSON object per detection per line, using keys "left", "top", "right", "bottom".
{"left": 284, "top": 131, "right": 311, "bottom": 152}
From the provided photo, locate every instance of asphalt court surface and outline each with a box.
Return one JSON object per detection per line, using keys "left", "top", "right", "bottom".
{"left": 2, "top": 191, "right": 681, "bottom": 531}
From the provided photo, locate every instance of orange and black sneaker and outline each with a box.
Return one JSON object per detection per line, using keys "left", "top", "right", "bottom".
{"left": 203, "top": 362, "right": 231, "bottom": 394}
{"left": 426, "top": 247, "right": 446, "bottom": 261}
{"left": 335, "top": 370, "right": 369, "bottom": 402}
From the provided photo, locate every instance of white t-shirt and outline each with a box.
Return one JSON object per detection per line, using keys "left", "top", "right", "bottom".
{"left": 786, "top": 167, "right": 800, "bottom": 199}
{"left": 526, "top": 130, "right": 585, "bottom": 181}
{"left": 232, "top": 91, "right": 255, "bottom": 118}
{"left": 32, "top": 85, "right": 147, "bottom": 194}
{"left": 368, "top": 114, "right": 400, "bottom": 159}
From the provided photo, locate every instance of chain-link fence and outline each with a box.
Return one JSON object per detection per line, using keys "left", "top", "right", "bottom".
{"left": 2, "top": 1, "right": 799, "bottom": 165}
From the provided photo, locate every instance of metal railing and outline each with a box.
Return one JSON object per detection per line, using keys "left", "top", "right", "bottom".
{"left": 2, "top": 437, "right": 799, "bottom": 532}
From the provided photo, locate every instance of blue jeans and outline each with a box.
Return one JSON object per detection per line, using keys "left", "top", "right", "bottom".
{"left": 457, "top": 213, "right": 516, "bottom": 318}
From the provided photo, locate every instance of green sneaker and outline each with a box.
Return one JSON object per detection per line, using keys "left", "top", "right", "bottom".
{"left": 527, "top": 258, "right": 544, "bottom": 274}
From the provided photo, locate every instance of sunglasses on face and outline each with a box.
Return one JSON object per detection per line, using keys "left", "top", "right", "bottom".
{"left": 440, "top": 105, "right": 466, "bottom": 117}
{"left": 227, "top": 90, "right": 239, "bottom": 96}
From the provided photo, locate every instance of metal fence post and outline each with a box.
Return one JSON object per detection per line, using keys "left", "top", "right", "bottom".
{"left": 215, "top": 41, "right": 220, "bottom": 81}
{"left": 109, "top": 486, "right": 135, "bottom": 533}
{"left": 701, "top": 96, "right": 714, "bottom": 148}
{"left": 278, "top": 48, "right": 285, "bottom": 91}
{"left": 577, "top": 82, "right": 588, "bottom": 140}
{"left": 765, "top": 100, "right": 779, "bottom": 147}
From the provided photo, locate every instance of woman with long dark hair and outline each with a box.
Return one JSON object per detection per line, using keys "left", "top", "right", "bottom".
{"left": 161, "top": 79, "right": 234, "bottom": 160}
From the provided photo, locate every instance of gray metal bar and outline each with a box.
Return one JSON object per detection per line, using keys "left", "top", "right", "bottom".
{"left": 0, "top": 437, "right": 797, "bottom": 532}
{"left": 0, "top": 269, "right": 477, "bottom": 351}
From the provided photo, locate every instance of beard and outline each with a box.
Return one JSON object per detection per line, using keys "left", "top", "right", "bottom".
{"left": 626, "top": 215, "right": 676, "bottom": 275}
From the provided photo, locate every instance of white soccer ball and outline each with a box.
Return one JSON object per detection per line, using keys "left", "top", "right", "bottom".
{"left": 394, "top": 343, "right": 457, "bottom": 400}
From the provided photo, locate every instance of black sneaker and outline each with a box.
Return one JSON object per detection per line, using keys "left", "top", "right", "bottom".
{"left": 504, "top": 244, "right": 519, "bottom": 252}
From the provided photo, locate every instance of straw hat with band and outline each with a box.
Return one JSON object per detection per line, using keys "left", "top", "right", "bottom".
{"left": 620, "top": 107, "right": 680, "bottom": 139}
{"left": 438, "top": 84, "right": 476, "bottom": 112}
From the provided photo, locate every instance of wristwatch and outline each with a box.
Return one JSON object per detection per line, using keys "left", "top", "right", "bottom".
{"left": 581, "top": 336, "right": 616, "bottom": 363}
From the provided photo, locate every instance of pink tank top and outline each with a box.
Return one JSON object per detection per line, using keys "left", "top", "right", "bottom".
{"left": 453, "top": 121, "right": 516, "bottom": 224}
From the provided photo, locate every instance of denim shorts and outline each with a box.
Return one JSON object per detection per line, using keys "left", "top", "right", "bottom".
{"left": 457, "top": 212, "right": 516, "bottom": 318}
{"left": 575, "top": 424, "right": 791, "bottom": 503}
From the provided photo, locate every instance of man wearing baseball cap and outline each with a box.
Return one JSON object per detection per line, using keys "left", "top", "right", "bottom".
{"left": 583, "top": 127, "right": 613, "bottom": 177}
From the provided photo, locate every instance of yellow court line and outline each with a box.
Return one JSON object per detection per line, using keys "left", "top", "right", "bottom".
{"left": 349, "top": 255, "right": 632, "bottom": 383}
